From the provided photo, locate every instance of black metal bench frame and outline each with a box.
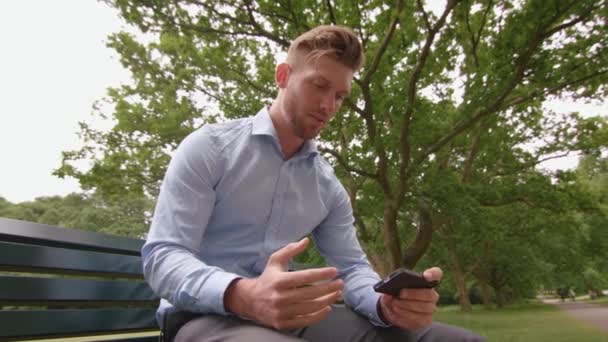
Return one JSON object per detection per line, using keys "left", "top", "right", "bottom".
{"left": 0, "top": 217, "right": 160, "bottom": 341}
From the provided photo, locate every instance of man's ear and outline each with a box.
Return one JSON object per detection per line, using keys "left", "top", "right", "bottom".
{"left": 275, "top": 63, "right": 291, "bottom": 89}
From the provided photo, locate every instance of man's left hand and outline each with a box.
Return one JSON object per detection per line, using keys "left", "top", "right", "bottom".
{"left": 378, "top": 267, "right": 442, "bottom": 331}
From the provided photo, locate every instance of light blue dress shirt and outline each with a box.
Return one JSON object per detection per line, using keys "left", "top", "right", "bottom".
{"left": 142, "top": 107, "right": 385, "bottom": 328}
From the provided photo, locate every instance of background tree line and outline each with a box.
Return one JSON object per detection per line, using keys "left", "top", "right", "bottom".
{"left": 0, "top": 193, "right": 151, "bottom": 238}
{"left": 5, "top": 0, "right": 607, "bottom": 311}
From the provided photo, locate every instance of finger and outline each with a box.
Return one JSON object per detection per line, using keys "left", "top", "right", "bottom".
{"left": 382, "top": 296, "right": 433, "bottom": 331}
{"left": 285, "top": 279, "right": 344, "bottom": 301}
{"left": 422, "top": 267, "right": 443, "bottom": 282}
{"left": 379, "top": 294, "right": 393, "bottom": 320}
{"left": 279, "top": 290, "right": 342, "bottom": 319}
{"left": 389, "top": 298, "right": 437, "bottom": 315}
{"left": 380, "top": 295, "right": 397, "bottom": 321}
{"left": 272, "top": 305, "right": 333, "bottom": 330}
{"left": 398, "top": 288, "right": 440, "bottom": 302}
{"left": 388, "top": 306, "right": 433, "bottom": 331}
{"left": 275, "top": 267, "right": 339, "bottom": 289}
{"left": 267, "top": 238, "right": 310, "bottom": 270}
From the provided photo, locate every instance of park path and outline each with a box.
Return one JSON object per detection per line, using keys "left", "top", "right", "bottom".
{"left": 544, "top": 299, "right": 608, "bottom": 333}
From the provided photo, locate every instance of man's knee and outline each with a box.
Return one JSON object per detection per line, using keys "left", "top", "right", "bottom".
{"left": 413, "top": 322, "right": 486, "bottom": 342}
{"left": 175, "top": 315, "right": 304, "bottom": 342}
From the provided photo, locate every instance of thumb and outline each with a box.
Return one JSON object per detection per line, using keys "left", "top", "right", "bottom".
{"left": 423, "top": 267, "right": 443, "bottom": 282}
{"left": 267, "top": 237, "right": 309, "bottom": 270}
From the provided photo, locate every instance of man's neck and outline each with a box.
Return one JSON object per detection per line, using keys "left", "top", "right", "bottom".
{"left": 268, "top": 104, "right": 305, "bottom": 160}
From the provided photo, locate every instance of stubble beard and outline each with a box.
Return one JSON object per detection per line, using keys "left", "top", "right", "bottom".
{"left": 295, "top": 122, "right": 319, "bottom": 140}
{"left": 289, "top": 111, "right": 321, "bottom": 140}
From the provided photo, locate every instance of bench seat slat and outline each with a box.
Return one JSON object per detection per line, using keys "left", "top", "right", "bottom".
{"left": 1, "top": 333, "right": 160, "bottom": 342}
{"left": 0, "top": 276, "right": 158, "bottom": 302}
{"left": 0, "top": 241, "right": 144, "bottom": 276}
{"left": 0, "top": 309, "right": 158, "bottom": 339}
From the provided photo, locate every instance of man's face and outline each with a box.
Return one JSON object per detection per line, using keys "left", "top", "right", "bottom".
{"left": 280, "top": 55, "right": 354, "bottom": 140}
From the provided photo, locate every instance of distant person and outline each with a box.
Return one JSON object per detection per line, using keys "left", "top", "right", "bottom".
{"left": 557, "top": 287, "right": 567, "bottom": 302}
{"left": 143, "top": 24, "right": 485, "bottom": 342}
{"left": 569, "top": 288, "right": 576, "bottom": 301}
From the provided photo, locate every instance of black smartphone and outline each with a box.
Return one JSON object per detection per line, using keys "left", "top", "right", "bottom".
{"left": 373, "top": 268, "right": 439, "bottom": 296}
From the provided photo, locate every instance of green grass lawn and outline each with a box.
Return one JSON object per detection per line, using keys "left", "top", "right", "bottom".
{"left": 435, "top": 302, "right": 608, "bottom": 342}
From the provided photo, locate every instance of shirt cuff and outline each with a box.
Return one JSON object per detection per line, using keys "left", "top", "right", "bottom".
{"left": 376, "top": 297, "right": 391, "bottom": 326}
{"left": 195, "top": 270, "right": 242, "bottom": 316}
{"left": 361, "top": 291, "right": 392, "bottom": 327}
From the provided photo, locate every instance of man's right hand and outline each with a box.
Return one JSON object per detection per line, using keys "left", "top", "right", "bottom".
{"left": 224, "top": 237, "right": 344, "bottom": 330}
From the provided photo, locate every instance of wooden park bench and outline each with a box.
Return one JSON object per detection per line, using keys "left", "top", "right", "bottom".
{"left": 0, "top": 217, "right": 160, "bottom": 341}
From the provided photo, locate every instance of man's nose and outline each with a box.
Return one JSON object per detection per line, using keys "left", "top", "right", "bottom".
{"left": 320, "top": 93, "right": 336, "bottom": 114}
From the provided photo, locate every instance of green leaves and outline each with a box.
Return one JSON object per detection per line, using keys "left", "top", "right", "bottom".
{"left": 53, "top": 1, "right": 607, "bottom": 285}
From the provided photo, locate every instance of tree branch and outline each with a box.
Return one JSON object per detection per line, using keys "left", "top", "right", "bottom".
{"left": 286, "top": 0, "right": 311, "bottom": 31}
{"left": 175, "top": 1, "right": 291, "bottom": 47}
{"left": 318, "top": 147, "right": 378, "bottom": 179}
{"left": 542, "top": 4, "right": 597, "bottom": 38}
{"left": 243, "top": 0, "right": 292, "bottom": 47}
{"left": 355, "top": 3, "right": 368, "bottom": 48}
{"left": 416, "top": 0, "right": 432, "bottom": 32}
{"left": 461, "top": 123, "right": 485, "bottom": 183}
{"left": 397, "top": 0, "right": 461, "bottom": 205}
{"left": 491, "top": 152, "right": 579, "bottom": 177}
{"left": 326, "top": 0, "right": 337, "bottom": 24}
{"left": 194, "top": 84, "right": 242, "bottom": 115}
{"left": 224, "top": 65, "right": 275, "bottom": 98}
{"left": 409, "top": 4, "right": 576, "bottom": 179}
{"left": 167, "top": 11, "right": 291, "bottom": 48}
{"left": 464, "top": 0, "right": 493, "bottom": 69}
{"left": 343, "top": 96, "right": 366, "bottom": 118}
{"left": 502, "top": 68, "right": 608, "bottom": 109}
{"left": 362, "top": 0, "right": 404, "bottom": 84}
{"left": 464, "top": 2, "right": 480, "bottom": 67}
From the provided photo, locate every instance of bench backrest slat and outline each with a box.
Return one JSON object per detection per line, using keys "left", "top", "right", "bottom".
{"left": 0, "top": 241, "right": 144, "bottom": 276}
{"left": 0, "top": 217, "right": 143, "bottom": 255}
{"left": 0, "top": 276, "right": 158, "bottom": 303}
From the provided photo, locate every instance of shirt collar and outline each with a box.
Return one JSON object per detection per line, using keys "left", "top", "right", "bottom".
{"left": 251, "top": 107, "right": 319, "bottom": 158}
{"left": 251, "top": 107, "right": 278, "bottom": 138}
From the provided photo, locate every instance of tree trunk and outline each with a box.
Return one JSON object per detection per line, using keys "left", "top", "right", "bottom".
{"left": 454, "top": 267, "right": 472, "bottom": 312}
{"left": 383, "top": 203, "right": 402, "bottom": 271}
{"left": 368, "top": 253, "right": 390, "bottom": 277}
{"left": 481, "top": 282, "right": 492, "bottom": 309}
{"left": 494, "top": 287, "right": 506, "bottom": 308}
{"left": 448, "top": 246, "right": 472, "bottom": 312}
{"left": 402, "top": 201, "right": 434, "bottom": 269}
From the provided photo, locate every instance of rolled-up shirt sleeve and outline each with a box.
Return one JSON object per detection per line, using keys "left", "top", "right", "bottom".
{"left": 142, "top": 127, "right": 240, "bottom": 315}
{"left": 313, "top": 181, "right": 390, "bottom": 327}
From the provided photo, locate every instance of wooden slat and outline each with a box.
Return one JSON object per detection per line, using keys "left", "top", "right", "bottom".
{"left": 15, "top": 332, "right": 160, "bottom": 342}
{"left": 0, "top": 309, "right": 159, "bottom": 339}
{"left": 0, "top": 276, "right": 158, "bottom": 303}
{"left": 0, "top": 217, "right": 143, "bottom": 255}
{"left": 0, "top": 241, "right": 144, "bottom": 276}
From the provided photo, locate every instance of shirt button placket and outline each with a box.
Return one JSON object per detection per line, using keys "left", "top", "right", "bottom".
{"left": 264, "top": 161, "right": 289, "bottom": 253}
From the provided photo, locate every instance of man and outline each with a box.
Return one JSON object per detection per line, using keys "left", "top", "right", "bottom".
{"left": 143, "top": 25, "right": 484, "bottom": 341}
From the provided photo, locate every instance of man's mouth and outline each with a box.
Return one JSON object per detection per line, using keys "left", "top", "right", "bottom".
{"left": 310, "top": 114, "right": 326, "bottom": 125}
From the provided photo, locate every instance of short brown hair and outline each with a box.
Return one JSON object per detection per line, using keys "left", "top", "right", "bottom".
{"left": 287, "top": 25, "right": 365, "bottom": 71}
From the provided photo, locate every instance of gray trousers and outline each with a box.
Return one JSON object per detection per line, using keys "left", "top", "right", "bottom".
{"left": 174, "top": 305, "right": 485, "bottom": 342}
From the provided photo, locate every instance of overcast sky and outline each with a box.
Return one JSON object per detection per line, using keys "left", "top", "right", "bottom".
{"left": 0, "top": 1, "right": 129, "bottom": 203}
{"left": 0, "top": 1, "right": 605, "bottom": 204}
